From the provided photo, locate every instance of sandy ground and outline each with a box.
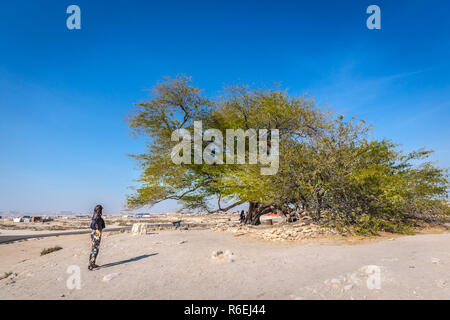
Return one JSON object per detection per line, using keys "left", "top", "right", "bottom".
{"left": 0, "top": 229, "right": 449, "bottom": 300}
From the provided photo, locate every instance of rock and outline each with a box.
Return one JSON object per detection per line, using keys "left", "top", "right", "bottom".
{"left": 324, "top": 278, "right": 341, "bottom": 289}
{"left": 224, "top": 250, "right": 235, "bottom": 262}
{"left": 211, "top": 250, "right": 224, "bottom": 258}
{"left": 431, "top": 258, "right": 440, "bottom": 264}
{"left": 344, "top": 284, "right": 354, "bottom": 291}
{"left": 178, "top": 240, "right": 187, "bottom": 244}
{"left": 211, "top": 250, "right": 235, "bottom": 261}
{"left": 330, "top": 278, "right": 341, "bottom": 285}
{"left": 131, "top": 223, "right": 148, "bottom": 235}
{"left": 102, "top": 273, "right": 120, "bottom": 282}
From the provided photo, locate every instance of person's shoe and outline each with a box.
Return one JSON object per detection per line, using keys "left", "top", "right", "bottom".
{"left": 88, "top": 263, "right": 100, "bottom": 270}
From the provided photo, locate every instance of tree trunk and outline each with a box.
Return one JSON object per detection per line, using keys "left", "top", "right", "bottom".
{"left": 245, "top": 202, "right": 276, "bottom": 225}
{"left": 314, "top": 195, "right": 322, "bottom": 222}
{"left": 245, "top": 202, "right": 261, "bottom": 225}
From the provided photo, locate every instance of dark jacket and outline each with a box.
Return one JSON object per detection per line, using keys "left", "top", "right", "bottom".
{"left": 90, "top": 214, "right": 105, "bottom": 231}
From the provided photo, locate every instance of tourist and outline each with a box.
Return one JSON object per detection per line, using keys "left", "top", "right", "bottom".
{"left": 88, "top": 205, "right": 105, "bottom": 270}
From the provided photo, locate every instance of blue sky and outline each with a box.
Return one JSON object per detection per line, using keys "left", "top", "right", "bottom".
{"left": 1, "top": 0, "right": 449, "bottom": 214}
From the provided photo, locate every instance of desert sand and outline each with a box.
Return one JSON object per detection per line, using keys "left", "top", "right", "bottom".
{"left": 1, "top": 226, "right": 449, "bottom": 299}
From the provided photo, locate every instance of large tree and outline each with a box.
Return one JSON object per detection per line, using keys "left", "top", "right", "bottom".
{"left": 127, "top": 75, "right": 449, "bottom": 233}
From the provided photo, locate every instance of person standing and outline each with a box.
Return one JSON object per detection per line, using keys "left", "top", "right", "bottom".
{"left": 240, "top": 210, "right": 245, "bottom": 224}
{"left": 88, "top": 205, "right": 105, "bottom": 270}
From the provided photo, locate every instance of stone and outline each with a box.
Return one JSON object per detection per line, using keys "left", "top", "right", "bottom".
{"left": 431, "top": 258, "right": 440, "bottom": 264}
{"left": 211, "top": 250, "right": 235, "bottom": 261}
{"left": 211, "top": 250, "right": 224, "bottom": 258}
{"left": 344, "top": 284, "right": 354, "bottom": 291}
{"left": 131, "top": 223, "right": 148, "bottom": 235}
{"left": 330, "top": 278, "right": 341, "bottom": 285}
{"left": 102, "top": 273, "right": 120, "bottom": 282}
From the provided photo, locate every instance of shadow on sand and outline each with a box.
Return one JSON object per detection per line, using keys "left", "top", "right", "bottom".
{"left": 99, "top": 253, "right": 158, "bottom": 269}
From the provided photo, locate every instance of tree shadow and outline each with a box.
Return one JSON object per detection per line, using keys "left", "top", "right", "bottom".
{"left": 99, "top": 253, "right": 158, "bottom": 269}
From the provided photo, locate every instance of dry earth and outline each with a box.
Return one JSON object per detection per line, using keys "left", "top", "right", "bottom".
{"left": 1, "top": 226, "right": 449, "bottom": 299}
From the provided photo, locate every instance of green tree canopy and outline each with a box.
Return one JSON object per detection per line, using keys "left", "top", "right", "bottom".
{"left": 127, "top": 75, "right": 449, "bottom": 234}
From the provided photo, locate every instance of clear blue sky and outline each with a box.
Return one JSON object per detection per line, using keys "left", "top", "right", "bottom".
{"left": 1, "top": 0, "right": 449, "bottom": 214}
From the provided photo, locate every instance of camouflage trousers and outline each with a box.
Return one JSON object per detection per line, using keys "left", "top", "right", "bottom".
{"left": 89, "top": 230, "right": 102, "bottom": 267}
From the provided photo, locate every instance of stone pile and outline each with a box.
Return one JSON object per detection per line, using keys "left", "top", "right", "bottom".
{"left": 211, "top": 250, "right": 235, "bottom": 262}
{"left": 212, "top": 220, "right": 340, "bottom": 241}
{"left": 256, "top": 224, "right": 332, "bottom": 241}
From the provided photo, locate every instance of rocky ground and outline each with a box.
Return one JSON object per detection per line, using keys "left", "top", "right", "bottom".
{"left": 212, "top": 217, "right": 342, "bottom": 241}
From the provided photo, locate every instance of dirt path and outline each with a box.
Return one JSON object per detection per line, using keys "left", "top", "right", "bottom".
{"left": 0, "top": 230, "right": 449, "bottom": 299}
